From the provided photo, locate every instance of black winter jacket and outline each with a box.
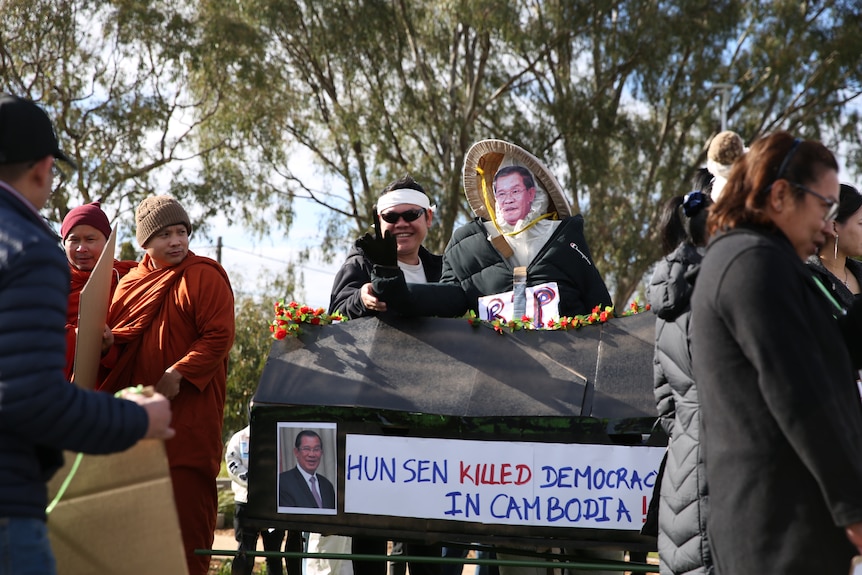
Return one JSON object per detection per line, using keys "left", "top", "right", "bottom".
{"left": 647, "top": 242, "right": 712, "bottom": 575}
{"left": 0, "top": 183, "right": 148, "bottom": 522}
{"left": 806, "top": 254, "right": 862, "bottom": 309}
{"left": 367, "top": 215, "right": 611, "bottom": 318}
{"left": 328, "top": 245, "right": 443, "bottom": 319}
{"left": 692, "top": 226, "right": 862, "bottom": 575}
{"left": 439, "top": 216, "right": 611, "bottom": 316}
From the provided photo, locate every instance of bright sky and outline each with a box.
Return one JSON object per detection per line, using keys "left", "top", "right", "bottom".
{"left": 191, "top": 202, "right": 347, "bottom": 310}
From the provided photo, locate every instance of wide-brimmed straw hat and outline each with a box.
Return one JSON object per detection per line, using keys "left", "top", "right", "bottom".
{"left": 462, "top": 139, "right": 573, "bottom": 220}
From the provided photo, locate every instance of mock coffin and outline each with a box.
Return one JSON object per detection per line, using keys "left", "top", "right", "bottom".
{"left": 246, "top": 313, "right": 663, "bottom": 551}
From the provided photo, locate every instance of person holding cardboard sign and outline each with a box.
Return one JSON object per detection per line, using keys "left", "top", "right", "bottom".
{"left": 60, "top": 201, "right": 137, "bottom": 381}
{"left": 0, "top": 93, "right": 174, "bottom": 575}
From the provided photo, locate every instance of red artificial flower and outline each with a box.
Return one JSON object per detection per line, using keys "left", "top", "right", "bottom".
{"left": 274, "top": 328, "right": 288, "bottom": 340}
{"left": 310, "top": 317, "right": 321, "bottom": 325}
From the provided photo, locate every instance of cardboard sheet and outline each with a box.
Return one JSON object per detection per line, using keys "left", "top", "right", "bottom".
{"left": 47, "top": 441, "right": 188, "bottom": 575}
{"left": 49, "top": 234, "right": 188, "bottom": 574}
{"left": 71, "top": 227, "right": 116, "bottom": 389}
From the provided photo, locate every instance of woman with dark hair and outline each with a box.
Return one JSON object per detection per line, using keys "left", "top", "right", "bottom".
{"left": 648, "top": 168, "right": 714, "bottom": 575}
{"left": 808, "top": 183, "right": 862, "bottom": 306}
{"left": 690, "top": 131, "right": 862, "bottom": 574}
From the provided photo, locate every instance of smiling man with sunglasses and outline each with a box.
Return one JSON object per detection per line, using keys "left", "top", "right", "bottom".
{"left": 326, "top": 176, "right": 445, "bottom": 575}
{"left": 329, "top": 175, "right": 442, "bottom": 318}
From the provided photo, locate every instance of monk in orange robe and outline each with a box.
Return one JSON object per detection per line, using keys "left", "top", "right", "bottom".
{"left": 61, "top": 201, "right": 136, "bottom": 381}
{"left": 98, "top": 195, "right": 235, "bottom": 575}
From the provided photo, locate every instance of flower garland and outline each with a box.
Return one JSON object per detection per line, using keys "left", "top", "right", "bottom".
{"left": 465, "top": 301, "right": 650, "bottom": 334}
{"left": 269, "top": 300, "right": 649, "bottom": 338}
{"left": 270, "top": 300, "right": 346, "bottom": 339}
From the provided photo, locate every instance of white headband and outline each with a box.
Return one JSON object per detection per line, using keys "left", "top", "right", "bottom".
{"left": 376, "top": 189, "right": 433, "bottom": 213}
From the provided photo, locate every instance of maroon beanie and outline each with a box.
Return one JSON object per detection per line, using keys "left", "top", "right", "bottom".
{"left": 60, "top": 201, "right": 112, "bottom": 240}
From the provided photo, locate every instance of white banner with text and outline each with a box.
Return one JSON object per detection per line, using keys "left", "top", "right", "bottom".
{"left": 344, "top": 435, "right": 663, "bottom": 530}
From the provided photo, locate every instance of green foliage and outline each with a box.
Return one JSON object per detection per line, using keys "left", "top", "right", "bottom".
{"left": 117, "top": 241, "right": 140, "bottom": 262}
{"left": 0, "top": 0, "right": 247, "bottom": 244}
{"left": 217, "top": 489, "right": 236, "bottom": 525}
{"left": 211, "top": 559, "right": 233, "bottom": 574}
{"left": 193, "top": 0, "right": 862, "bottom": 305}
{"left": 223, "top": 294, "right": 277, "bottom": 442}
{"left": 4, "top": 0, "right": 862, "bottom": 307}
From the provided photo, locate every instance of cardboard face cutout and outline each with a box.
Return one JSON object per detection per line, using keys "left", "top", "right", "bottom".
{"left": 491, "top": 163, "right": 552, "bottom": 227}
{"left": 493, "top": 166, "right": 538, "bottom": 225}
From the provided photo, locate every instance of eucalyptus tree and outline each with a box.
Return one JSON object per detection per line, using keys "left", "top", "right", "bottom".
{"left": 7, "top": 0, "right": 860, "bottom": 309}
{"left": 196, "top": 0, "right": 536, "bottom": 254}
{"left": 0, "top": 0, "right": 235, "bottom": 234}
{"left": 200, "top": 0, "right": 862, "bottom": 307}
{"left": 516, "top": 0, "right": 862, "bottom": 306}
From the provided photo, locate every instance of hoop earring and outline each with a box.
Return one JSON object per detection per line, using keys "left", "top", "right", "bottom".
{"left": 834, "top": 233, "right": 839, "bottom": 260}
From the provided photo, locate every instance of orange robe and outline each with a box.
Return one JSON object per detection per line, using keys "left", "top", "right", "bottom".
{"left": 98, "top": 251, "right": 235, "bottom": 575}
{"left": 64, "top": 260, "right": 137, "bottom": 381}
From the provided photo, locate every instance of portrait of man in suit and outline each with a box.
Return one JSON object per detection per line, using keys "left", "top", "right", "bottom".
{"left": 278, "top": 429, "right": 336, "bottom": 509}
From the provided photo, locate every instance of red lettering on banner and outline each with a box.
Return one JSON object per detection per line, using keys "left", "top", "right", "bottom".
{"left": 460, "top": 462, "right": 533, "bottom": 485}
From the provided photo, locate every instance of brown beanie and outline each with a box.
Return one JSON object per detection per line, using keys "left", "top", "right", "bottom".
{"left": 135, "top": 195, "right": 192, "bottom": 247}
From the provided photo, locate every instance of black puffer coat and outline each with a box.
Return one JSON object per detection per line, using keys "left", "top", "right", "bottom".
{"left": 328, "top": 245, "right": 442, "bottom": 319}
{"left": 647, "top": 241, "right": 712, "bottom": 575}
{"left": 440, "top": 215, "right": 611, "bottom": 316}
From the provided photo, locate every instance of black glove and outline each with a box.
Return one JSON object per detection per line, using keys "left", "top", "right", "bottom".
{"left": 370, "top": 264, "right": 408, "bottom": 306}
{"left": 355, "top": 212, "right": 397, "bottom": 267}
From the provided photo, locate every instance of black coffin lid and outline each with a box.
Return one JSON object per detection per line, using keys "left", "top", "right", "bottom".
{"left": 246, "top": 314, "right": 662, "bottom": 551}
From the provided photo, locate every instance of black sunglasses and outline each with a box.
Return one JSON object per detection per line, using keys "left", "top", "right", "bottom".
{"left": 379, "top": 208, "right": 426, "bottom": 224}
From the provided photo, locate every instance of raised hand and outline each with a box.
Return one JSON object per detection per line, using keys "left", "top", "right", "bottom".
{"left": 355, "top": 212, "right": 397, "bottom": 267}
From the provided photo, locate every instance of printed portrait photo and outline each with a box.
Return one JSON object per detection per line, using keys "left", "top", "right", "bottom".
{"left": 276, "top": 422, "right": 338, "bottom": 514}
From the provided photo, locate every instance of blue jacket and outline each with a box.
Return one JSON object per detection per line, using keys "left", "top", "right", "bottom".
{"left": 0, "top": 184, "right": 148, "bottom": 521}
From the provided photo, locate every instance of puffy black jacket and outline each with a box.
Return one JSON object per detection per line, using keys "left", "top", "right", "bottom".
{"left": 439, "top": 216, "right": 611, "bottom": 316}
{"left": 0, "top": 184, "right": 147, "bottom": 522}
{"left": 365, "top": 215, "right": 611, "bottom": 318}
{"left": 647, "top": 241, "right": 712, "bottom": 575}
{"left": 328, "top": 245, "right": 443, "bottom": 319}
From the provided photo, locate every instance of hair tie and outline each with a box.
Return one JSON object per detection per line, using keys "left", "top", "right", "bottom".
{"left": 682, "top": 190, "right": 707, "bottom": 218}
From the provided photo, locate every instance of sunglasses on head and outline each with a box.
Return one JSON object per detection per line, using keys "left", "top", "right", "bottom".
{"left": 379, "top": 208, "right": 426, "bottom": 224}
